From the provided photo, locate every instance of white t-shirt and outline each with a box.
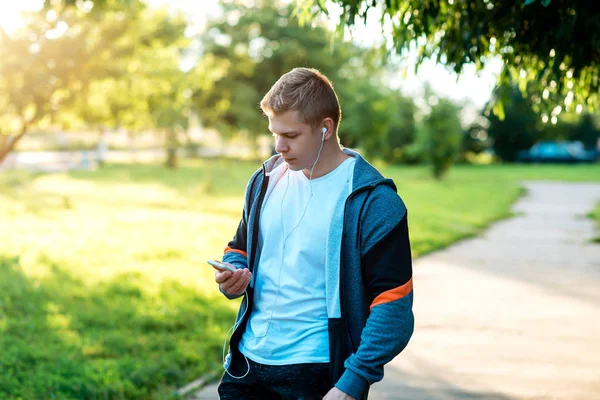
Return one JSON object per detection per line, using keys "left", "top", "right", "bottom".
{"left": 239, "top": 157, "right": 355, "bottom": 365}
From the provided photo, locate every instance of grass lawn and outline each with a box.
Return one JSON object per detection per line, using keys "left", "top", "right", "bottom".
{"left": 590, "top": 201, "right": 600, "bottom": 243}
{"left": 0, "top": 159, "right": 598, "bottom": 399}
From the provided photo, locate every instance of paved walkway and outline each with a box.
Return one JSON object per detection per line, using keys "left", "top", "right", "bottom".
{"left": 0, "top": 147, "right": 254, "bottom": 172}
{"left": 192, "top": 181, "right": 600, "bottom": 400}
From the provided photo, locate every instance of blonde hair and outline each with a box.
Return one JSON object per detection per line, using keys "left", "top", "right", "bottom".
{"left": 260, "top": 68, "right": 341, "bottom": 130}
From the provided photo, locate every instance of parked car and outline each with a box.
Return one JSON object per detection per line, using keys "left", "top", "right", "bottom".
{"left": 517, "top": 141, "right": 599, "bottom": 163}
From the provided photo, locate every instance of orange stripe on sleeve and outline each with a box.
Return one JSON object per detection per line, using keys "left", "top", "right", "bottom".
{"left": 370, "top": 279, "right": 413, "bottom": 311}
{"left": 224, "top": 247, "right": 248, "bottom": 258}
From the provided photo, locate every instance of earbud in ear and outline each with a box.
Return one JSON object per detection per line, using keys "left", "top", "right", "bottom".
{"left": 321, "top": 127, "right": 326, "bottom": 140}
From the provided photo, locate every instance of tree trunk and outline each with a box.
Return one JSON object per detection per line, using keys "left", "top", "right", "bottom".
{"left": 0, "top": 124, "right": 28, "bottom": 165}
{"left": 96, "top": 128, "right": 107, "bottom": 168}
{"left": 165, "top": 128, "right": 178, "bottom": 169}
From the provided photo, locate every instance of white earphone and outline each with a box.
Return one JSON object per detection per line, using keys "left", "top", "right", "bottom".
{"left": 225, "top": 125, "right": 329, "bottom": 380}
{"left": 226, "top": 125, "right": 329, "bottom": 379}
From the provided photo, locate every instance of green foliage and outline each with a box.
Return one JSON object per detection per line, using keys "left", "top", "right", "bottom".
{"left": 42, "top": 0, "right": 137, "bottom": 9}
{"left": 571, "top": 113, "right": 600, "bottom": 149}
{"left": 70, "top": 7, "right": 190, "bottom": 135}
{"left": 193, "top": 0, "right": 395, "bottom": 146}
{"left": 533, "top": 113, "right": 600, "bottom": 150}
{"left": 0, "top": 1, "right": 190, "bottom": 166}
{"left": 380, "top": 92, "right": 418, "bottom": 163}
{"left": 337, "top": 80, "right": 385, "bottom": 150}
{"left": 304, "top": 0, "right": 600, "bottom": 114}
{"left": 463, "top": 123, "right": 491, "bottom": 157}
{"left": 486, "top": 84, "right": 538, "bottom": 161}
{"left": 0, "top": 1, "right": 144, "bottom": 131}
{"left": 341, "top": 85, "right": 417, "bottom": 163}
{"left": 423, "top": 98, "right": 463, "bottom": 179}
{"left": 194, "top": 0, "right": 427, "bottom": 162}
{"left": 590, "top": 202, "right": 600, "bottom": 243}
{"left": 486, "top": 83, "right": 600, "bottom": 161}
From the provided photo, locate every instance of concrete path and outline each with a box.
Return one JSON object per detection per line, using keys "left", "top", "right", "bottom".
{"left": 192, "top": 181, "right": 600, "bottom": 400}
{"left": 0, "top": 149, "right": 168, "bottom": 172}
{"left": 0, "top": 147, "right": 254, "bottom": 172}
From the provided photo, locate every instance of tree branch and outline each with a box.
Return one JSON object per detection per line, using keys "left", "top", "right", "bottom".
{"left": 0, "top": 122, "right": 29, "bottom": 164}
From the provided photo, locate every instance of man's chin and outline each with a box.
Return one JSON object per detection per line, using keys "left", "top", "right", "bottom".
{"left": 283, "top": 158, "right": 302, "bottom": 170}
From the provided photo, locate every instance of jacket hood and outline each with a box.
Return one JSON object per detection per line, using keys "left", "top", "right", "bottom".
{"left": 261, "top": 148, "right": 397, "bottom": 193}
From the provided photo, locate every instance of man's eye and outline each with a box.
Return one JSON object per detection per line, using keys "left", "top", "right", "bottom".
{"left": 272, "top": 133, "right": 297, "bottom": 139}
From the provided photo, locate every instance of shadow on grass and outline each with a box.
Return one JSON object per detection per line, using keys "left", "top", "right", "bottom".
{"left": 0, "top": 255, "right": 236, "bottom": 400}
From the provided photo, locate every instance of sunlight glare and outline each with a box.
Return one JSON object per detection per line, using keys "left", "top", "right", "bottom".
{"left": 0, "top": 1, "right": 44, "bottom": 34}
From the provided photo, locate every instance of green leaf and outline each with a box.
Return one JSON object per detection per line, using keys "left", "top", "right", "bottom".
{"left": 493, "top": 102, "right": 506, "bottom": 121}
{"left": 317, "top": 0, "right": 600, "bottom": 114}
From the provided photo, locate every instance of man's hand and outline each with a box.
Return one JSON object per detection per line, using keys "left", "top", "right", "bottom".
{"left": 323, "top": 387, "right": 356, "bottom": 400}
{"left": 214, "top": 264, "right": 251, "bottom": 296}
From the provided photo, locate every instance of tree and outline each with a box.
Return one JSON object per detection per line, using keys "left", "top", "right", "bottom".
{"left": 381, "top": 91, "right": 417, "bottom": 163}
{"left": 193, "top": 0, "right": 423, "bottom": 161}
{"left": 69, "top": 7, "right": 190, "bottom": 168}
{"left": 41, "top": 0, "right": 134, "bottom": 7}
{"left": 146, "top": 46, "right": 192, "bottom": 169}
{"left": 337, "top": 79, "right": 392, "bottom": 153}
{"left": 571, "top": 113, "right": 600, "bottom": 149}
{"left": 486, "top": 84, "right": 538, "bottom": 161}
{"left": 0, "top": 0, "right": 148, "bottom": 163}
{"left": 0, "top": 0, "right": 188, "bottom": 165}
{"left": 424, "top": 97, "right": 463, "bottom": 179}
{"left": 302, "top": 0, "right": 600, "bottom": 114}
{"left": 463, "top": 122, "right": 492, "bottom": 156}
{"left": 340, "top": 83, "right": 417, "bottom": 163}
{"left": 192, "top": 0, "right": 392, "bottom": 152}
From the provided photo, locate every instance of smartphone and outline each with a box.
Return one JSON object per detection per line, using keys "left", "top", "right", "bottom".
{"left": 207, "top": 259, "right": 236, "bottom": 273}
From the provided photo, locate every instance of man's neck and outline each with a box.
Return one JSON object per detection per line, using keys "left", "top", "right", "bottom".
{"left": 302, "top": 147, "right": 350, "bottom": 180}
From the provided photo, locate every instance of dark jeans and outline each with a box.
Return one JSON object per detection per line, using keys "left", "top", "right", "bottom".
{"left": 218, "top": 357, "right": 330, "bottom": 400}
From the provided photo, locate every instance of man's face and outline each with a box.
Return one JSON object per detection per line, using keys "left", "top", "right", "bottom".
{"left": 269, "top": 110, "right": 321, "bottom": 171}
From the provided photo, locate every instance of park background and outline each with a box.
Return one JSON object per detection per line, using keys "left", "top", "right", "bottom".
{"left": 1, "top": 0, "right": 599, "bottom": 399}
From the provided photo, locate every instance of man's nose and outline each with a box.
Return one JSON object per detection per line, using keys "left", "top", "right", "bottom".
{"left": 275, "top": 136, "right": 288, "bottom": 154}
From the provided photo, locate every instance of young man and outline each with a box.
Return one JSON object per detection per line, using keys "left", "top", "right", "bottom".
{"left": 213, "top": 68, "right": 414, "bottom": 400}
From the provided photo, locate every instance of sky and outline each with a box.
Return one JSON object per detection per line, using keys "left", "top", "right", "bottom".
{"left": 0, "top": 0, "right": 502, "bottom": 109}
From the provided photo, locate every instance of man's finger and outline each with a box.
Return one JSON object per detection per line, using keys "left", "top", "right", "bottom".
{"left": 229, "top": 277, "right": 247, "bottom": 295}
{"left": 214, "top": 270, "right": 232, "bottom": 284}
{"left": 219, "top": 269, "right": 245, "bottom": 291}
{"left": 227, "top": 272, "right": 247, "bottom": 294}
{"left": 228, "top": 270, "right": 251, "bottom": 295}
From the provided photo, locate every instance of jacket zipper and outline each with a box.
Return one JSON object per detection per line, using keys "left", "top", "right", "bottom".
{"left": 249, "top": 165, "right": 269, "bottom": 272}
{"left": 230, "top": 166, "right": 269, "bottom": 348}
{"left": 340, "top": 185, "right": 375, "bottom": 352}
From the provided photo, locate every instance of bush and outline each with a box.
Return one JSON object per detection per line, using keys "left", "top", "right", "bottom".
{"left": 424, "top": 99, "right": 463, "bottom": 179}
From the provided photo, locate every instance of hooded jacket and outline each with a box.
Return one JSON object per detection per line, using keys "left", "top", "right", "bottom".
{"left": 221, "top": 149, "right": 414, "bottom": 399}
